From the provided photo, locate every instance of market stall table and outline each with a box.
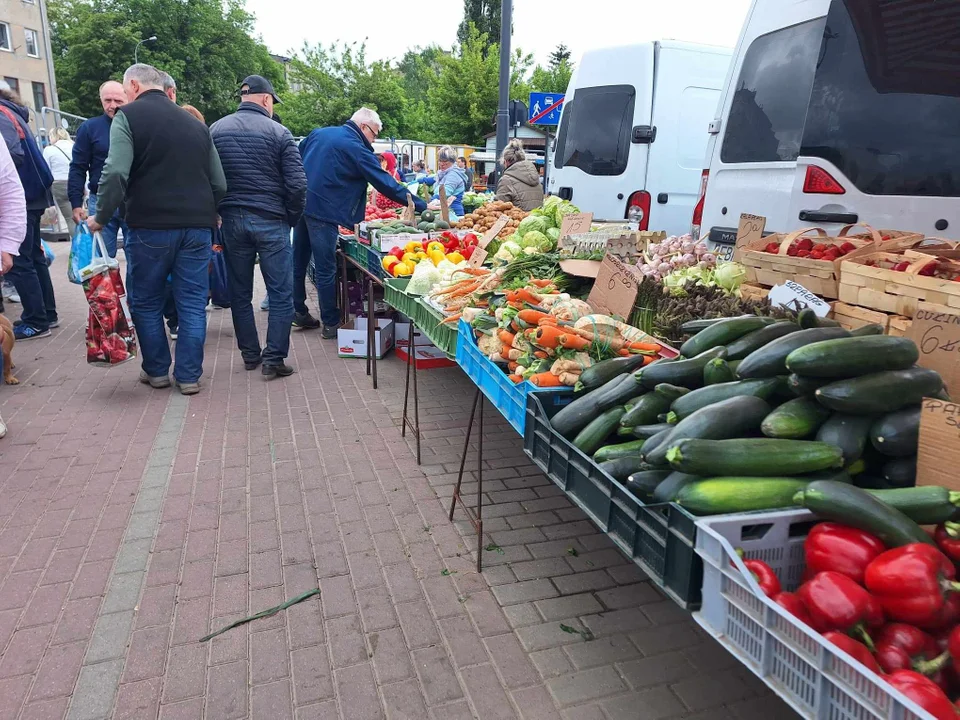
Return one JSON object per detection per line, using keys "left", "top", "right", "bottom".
{"left": 336, "top": 235, "right": 381, "bottom": 389}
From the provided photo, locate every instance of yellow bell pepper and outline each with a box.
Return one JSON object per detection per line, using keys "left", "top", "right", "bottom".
{"left": 392, "top": 261, "right": 414, "bottom": 277}
{"left": 401, "top": 252, "right": 418, "bottom": 264}
{"left": 427, "top": 241, "right": 446, "bottom": 255}
{"left": 404, "top": 241, "right": 421, "bottom": 254}
{"left": 428, "top": 249, "right": 446, "bottom": 266}
{"left": 381, "top": 255, "right": 399, "bottom": 271}
{"left": 445, "top": 251, "right": 465, "bottom": 264}
{"left": 415, "top": 251, "right": 428, "bottom": 261}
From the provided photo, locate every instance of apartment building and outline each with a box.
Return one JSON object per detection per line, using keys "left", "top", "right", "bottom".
{"left": 0, "top": 0, "right": 58, "bottom": 137}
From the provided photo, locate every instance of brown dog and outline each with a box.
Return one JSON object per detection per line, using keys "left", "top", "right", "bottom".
{"left": 0, "top": 313, "right": 17, "bottom": 385}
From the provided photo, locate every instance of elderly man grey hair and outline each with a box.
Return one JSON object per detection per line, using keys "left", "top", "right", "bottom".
{"left": 350, "top": 107, "right": 382, "bottom": 144}
{"left": 123, "top": 63, "right": 165, "bottom": 89}
{"left": 160, "top": 71, "right": 177, "bottom": 102}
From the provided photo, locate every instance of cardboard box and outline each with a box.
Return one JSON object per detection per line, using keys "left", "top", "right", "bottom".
{"left": 337, "top": 318, "right": 394, "bottom": 359}
{"left": 394, "top": 323, "right": 433, "bottom": 348}
{"left": 395, "top": 344, "right": 456, "bottom": 369}
{"left": 374, "top": 233, "right": 429, "bottom": 255}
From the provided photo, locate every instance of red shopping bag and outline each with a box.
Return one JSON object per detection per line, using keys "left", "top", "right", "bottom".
{"left": 83, "top": 232, "right": 137, "bottom": 366}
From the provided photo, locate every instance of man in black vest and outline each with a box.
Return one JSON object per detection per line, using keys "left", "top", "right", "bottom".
{"left": 87, "top": 63, "right": 227, "bottom": 395}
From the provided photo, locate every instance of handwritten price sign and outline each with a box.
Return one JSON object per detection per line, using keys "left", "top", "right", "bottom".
{"left": 587, "top": 253, "right": 642, "bottom": 318}
{"left": 917, "top": 398, "right": 960, "bottom": 490}
{"left": 736, "top": 213, "right": 766, "bottom": 249}
{"left": 908, "top": 303, "right": 960, "bottom": 396}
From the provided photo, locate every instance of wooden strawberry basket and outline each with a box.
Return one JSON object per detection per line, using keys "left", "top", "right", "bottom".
{"left": 839, "top": 249, "right": 960, "bottom": 317}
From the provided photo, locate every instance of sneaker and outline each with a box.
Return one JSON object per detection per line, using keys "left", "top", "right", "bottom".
{"left": 321, "top": 323, "right": 341, "bottom": 339}
{"left": 260, "top": 297, "right": 270, "bottom": 311}
{"left": 244, "top": 358, "right": 262, "bottom": 371}
{"left": 139, "top": 370, "right": 171, "bottom": 389}
{"left": 176, "top": 381, "right": 200, "bottom": 396}
{"left": 14, "top": 325, "right": 50, "bottom": 340}
{"left": 1, "top": 286, "right": 19, "bottom": 303}
{"left": 0, "top": 412, "right": 6, "bottom": 439}
{"left": 169, "top": 326, "right": 178, "bottom": 340}
{"left": 48, "top": 320, "right": 59, "bottom": 329}
{"left": 262, "top": 363, "right": 295, "bottom": 380}
{"left": 293, "top": 312, "right": 321, "bottom": 330}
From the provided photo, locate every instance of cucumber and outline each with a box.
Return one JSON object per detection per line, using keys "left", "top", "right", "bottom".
{"left": 676, "top": 477, "right": 810, "bottom": 515}
{"left": 667, "top": 378, "right": 781, "bottom": 423}
{"left": 850, "top": 323, "right": 885, "bottom": 337}
{"left": 679, "top": 316, "right": 778, "bottom": 358}
{"left": 576, "top": 354, "right": 650, "bottom": 392}
{"left": 870, "top": 407, "right": 922, "bottom": 457}
{"left": 644, "top": 395, "right": 771, "bottom": 466}
{"left": 620, "top": 392, "right": 672, "bottom": 428}
{"left": 882, "top": 456, "right": 917, "bottom": 488}
{"left": 594, "top": 440, "right": 648, "bottom": 463}
{"left": 815, "top": 413, "right": 875, "bottom": 465}
{"left": 573, "top": 406, "right": 626, "bottom": 456}
{"left": 652, "top": 472, "right": 701, "bottom": 502}
{"left": 637, "top": 347, "right": 726, "bottom": 390}
{"left": 680, "top": 316, "right": 753, "bottom": 335}
{"left": 761, "top": 397, "right": 832, "bottom": 439}
{"left": 787, "top": 373, "right": 829, "bottom": 397}
{"left": 868, "top": 487, "right": 960, "bottom": 524}
{"left": 815, "top": 368, "right": 943, "bottom": 415}
{"left": 599, "top": 455, "right": 648, "bottom": 481}
{"left": 724, "top": 321, "right": 802, "bottom": 361}
{"left": 621, "top": 423, "right": 672, "bottom": 440}
{"left": 624, "top": 469, "right": 673, "bottom": 500}
{"left": 551, "top": 373, "right": 645, "bottom": 438}
{"left": 665, "top": 438, "right": 843, "bottom": 476}
{"left": 703, "top": 358, "right": 736, "bottom": 385}
{"left": 785, "top": 336, "right": 920, "bottom": 378}
{"left": 737, "top": 327, "right": 851, "bottom": 378}
{"left": 793, "top": 480, "right": 933, "bottom": 547}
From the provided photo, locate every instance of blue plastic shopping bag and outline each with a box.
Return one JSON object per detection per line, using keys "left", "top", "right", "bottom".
{"left": 209, "top": 235, "right": 230, "bottom": 309}
{"left": 68, "top": 223, "right": 94, "bottom": 284}
{"left": 41, "top": 239, "right": 55, "bottom": 266}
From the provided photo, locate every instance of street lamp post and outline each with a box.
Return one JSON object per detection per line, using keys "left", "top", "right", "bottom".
{"left": 134, "top": 36, "right": 157, "bottom": 64}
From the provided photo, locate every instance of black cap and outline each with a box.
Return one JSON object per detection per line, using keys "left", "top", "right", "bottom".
{"left": 240, "top": 75, "right": 280, "bottom": 104}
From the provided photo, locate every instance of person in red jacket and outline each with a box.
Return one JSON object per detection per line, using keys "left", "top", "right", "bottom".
{"left": 373, "top": 152, "right": 405, "bottom": 211}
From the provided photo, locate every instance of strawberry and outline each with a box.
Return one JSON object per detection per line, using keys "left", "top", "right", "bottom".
{"left": 892, "top": 261, "right": 910, "bottom": 272}
{"left": 796, "top": 238, "right": 814, "bottom": 252}
{"left": 839, "top": 242, "right": 857, "bottom": 255}
{"left": 919, "top": 262, "right": 938, "bottom": 276}
{"left": 787, "top": 246, "right": 799, "bottom": 257}
{"left": 765, "top": 242, "right": 781, "bottom": 254}
{"left": 812, "top": 243, "right": 829, "bottom": 253}
{"left": 810, "top": 250, "right": 825, "bottom": 260}
{"left": 797, "top": 249, "right": 811, "bottom": 258}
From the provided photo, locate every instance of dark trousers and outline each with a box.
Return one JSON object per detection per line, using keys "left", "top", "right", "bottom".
{"left": 7, "top": 209, "right": 57, "bottom": 330}
{"left": 293, "top": 216, "right": 339, "bottom": 327}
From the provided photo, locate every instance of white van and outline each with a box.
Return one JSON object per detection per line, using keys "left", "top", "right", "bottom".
{"left": 548, "top": 41, "right": 732, "bottom": 234}
{"left": 697, "top": 0, "right": 960, "bottom": 259}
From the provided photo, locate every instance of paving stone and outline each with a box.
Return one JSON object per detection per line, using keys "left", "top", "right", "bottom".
{"left": 602, "top": 687, "right": 687, "bottom": 720}
{"left": 491, "top": 579, "right": 559, "bottom": 606}
{"left": 534, "top": 593, "right": 603, "bottom": 622}
{"left": 546, "top": 666, "right": 627, "bottom": 707}
{"left": 412, "top": 645, "right": 464, "bottom": 705}
{"left": 618, "top": 651, "right": 697, "bottom": 689}
{"left": 670, "top": 668, "right": 756, "bottom": 711}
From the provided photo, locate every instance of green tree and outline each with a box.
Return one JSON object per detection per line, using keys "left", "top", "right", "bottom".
{"left": 49, "top": 0, "right": 283, "bottom": 122}
{"left": 457, "top": 0, "right": 502, "bottom": 50}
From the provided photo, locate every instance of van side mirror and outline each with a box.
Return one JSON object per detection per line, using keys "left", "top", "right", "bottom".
{"left": 632, "top": 126, "right": 657, "bottom": 144}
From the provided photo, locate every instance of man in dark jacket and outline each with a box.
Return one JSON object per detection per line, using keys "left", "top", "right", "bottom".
{"left": 68, "top": 80, "right": 128, "bottom": 257}
{"left": 0, "top": 81, "right": 58, "bottom": 340}
{"left": 87, "top": 64, "right": 226, "bottom": 396}
{"left": 210, "top": 75, "right": 307, "bottom": 378}
{"left": 294, "top": 108, "right": 426, "bottom": 337}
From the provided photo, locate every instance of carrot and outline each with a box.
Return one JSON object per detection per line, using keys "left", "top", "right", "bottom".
{"left": 618, "top": 348, "right": 632, "bottom": 357}
{"left": 528, "top": 279, "right": 554, "bottom": 288}
{"left": 499, "top": 330, "right": 515, "bottom": 346}
{"left": 642, "top": 355, "right": 657, "bottom": 366}
{"left": 529, "top": 372, "right": 563, "bottom": 387}
{"left": 504, "top": 290, "right": 519, "bottom": 303}
{"left": 537, "top": 316, "right": 559, "bottom": 326}
{"left": 516, "top": 289, "right": 543, "bottom": 304}
{"left": 559, "top": 334, "right": 591, "bottom": 351}
{"left": 507, "top": 374, "right": 523, "bottom": 384}
{"left": 439, "top": 313, "right": 462, "bottom": 325}
{"left": 535, "top": 324, "right": 565, "bottom": 349}
{"left": 500, "top": 348, "right": 512, "bottom": 360}
{"left": 507, "top": 361, "right": 519, "bottom": 372}
{"left": 518, "top": 309, "right": 551, "bottom": 325}
{"left": 533, "top": 350, "right": 548, "bottom": 359}
{"left": 627, "top": 342, "right": 663, "bottom": 352}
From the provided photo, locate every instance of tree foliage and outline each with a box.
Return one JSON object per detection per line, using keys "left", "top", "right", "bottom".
{"left": 457, "top": 0, "right": 502, "bottom": 49}
{"left": 48, "top": 0, "right": 283, "bottom": 123}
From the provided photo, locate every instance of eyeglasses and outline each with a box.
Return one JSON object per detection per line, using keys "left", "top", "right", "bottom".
{"left": 362, "top": 123, "right": 380, "bottom": 139}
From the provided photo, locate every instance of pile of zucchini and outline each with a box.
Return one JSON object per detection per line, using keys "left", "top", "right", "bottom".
{"left": 548, "top": 310, "right": 948, "bottom": 516}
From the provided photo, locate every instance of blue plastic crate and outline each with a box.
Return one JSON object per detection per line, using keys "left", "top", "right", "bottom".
{"left": 455, "top": 319, "right": 569, "bottom": 435}
{"left": 363, "top": 244, "right": 387, "bottom": 281}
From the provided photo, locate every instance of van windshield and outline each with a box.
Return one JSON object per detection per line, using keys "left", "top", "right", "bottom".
{"left": 801, "top": 0, "right": 960, "bottom": 197}
{"left": 554, "top": 85, "right": 635, "bottom": 176}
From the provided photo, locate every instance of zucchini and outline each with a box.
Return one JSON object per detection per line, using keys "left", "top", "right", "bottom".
{"left": 815, "top": 413, "right": 875, "bottom": 466}
{"left": 800, "top": 468, "right": 853, "bottom": 484}
{"left": 680, "top": 315, "right": 752, "bottom": 335}
{"left": 621, "top": 423, "right": 672, "bottom": 440}
{"left": 637, "top": 347, "right": 726, "bottom": 390}
{"left": 870, "top": 407, "right": 921, "bottom": 457}
{"left": 624, "top": 469, "right": 673, "bottom": 500}
{"left": 644, "top": 395, "right": 771, "bottom": 467}
{"left": 576, "top": 354, "right": 650, "bottom": 392}
{"left": 551, "top": 373, "right": 645, "bottom": 438}
{"left": 850, "top": 323, "right": 885, "bottom": 337}
{"left": 724, "top": 321, "right": 802, "bottom": 361}
{"left": 882, "top": 456, "right": 917, "bottom": 488}
{"left": 679, "top": 316, "right": 778, "bottom": 358}
{"left": 793, "top": 480, "right": 933, "bottom": 547}
{"left": 595, "top": 440, "right": 648, "bottom": 463}
{"left": 761, "top": 397, "right": 832, "bottom": 439}
{"left": 665, "top": 438, "right": 843, "bottom": 476}
{"left": 737, "top": 327, "right": 850, "bottom": 378}
{"left": 785, "top": 336, "right": 919, "bottom": 378}
{"left": 786, "top": 373, "right": 828, "bottom": 397}
{"left": 868, "top": 487, "right": 960, "bottom": 524}
{"left": 815, "top": 368, "right": 943, "bottom": 415}
{"left": 703, "top": 358, "right": 736, "bottom": 385}
{"left": 654, "top": 383, "right": 690, "bottom": 401}
{"left": 797, "top": 308, "right": 819, "bottom": 329}
{"left": 676, "top": 477, "right": 810, "bottom": 515}
{"left": 573, "top": 406, "right": 626, "bottom": 456}
{"left": 666, "top": 378, "right": 781, "bottom": 423}
{"left": 599, "top": 455, "right": 648, "bottom": 481}
{"left": 620, "top": 392, "right": 672, "bottom": 428}
{"left": 652, "top": 472, "right": 701, "bottom": 502}
{"left": 641, "top": 427, "right": 674, "bottom": 457}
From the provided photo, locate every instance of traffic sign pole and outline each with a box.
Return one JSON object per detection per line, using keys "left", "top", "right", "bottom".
{"left": 495, "top": 0, "right": 513, "bottom": 173}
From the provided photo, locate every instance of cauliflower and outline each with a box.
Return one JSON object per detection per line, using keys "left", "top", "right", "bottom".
{"left": 477, "top": 334, "right": 503, "bottom": 356}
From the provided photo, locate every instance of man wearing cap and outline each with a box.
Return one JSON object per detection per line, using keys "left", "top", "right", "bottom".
{"left": 210, "top": 75, "right": 306, "bottom": 379}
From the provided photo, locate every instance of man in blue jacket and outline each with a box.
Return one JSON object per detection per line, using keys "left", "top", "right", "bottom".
{"left": 68, "top": 80, "right": 128, "bottom": 257}
{"left": 293, "top": 108, "right": 426, "bottom": 337}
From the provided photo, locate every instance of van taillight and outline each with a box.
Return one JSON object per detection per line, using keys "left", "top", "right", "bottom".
{"left": 691, "top": 170, "right": 708, "bottom": 239}
{"left": 803, "top": 165, "right": 845, "bottom": 194}
{"left": 626, "top": 191, "right": 651, "bottom": 229}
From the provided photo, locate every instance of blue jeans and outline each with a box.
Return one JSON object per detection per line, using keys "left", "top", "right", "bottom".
{"left": 7, "top": 209, "right": 57, "bottom": 330}
{"left": 220, "top": 210, "right": 294, "bottom": 366}
{"left": 87, "top": 193, "right": 127, "bottom": 259}
{"left": 125, "top": 227, "right": 211, "bottom": 383}
{"left": 293, "top": 216, "right": 339, "bottom": 327}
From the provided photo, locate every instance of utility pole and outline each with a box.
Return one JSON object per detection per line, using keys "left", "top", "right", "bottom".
{"left": 494, "top": 0, "right": 513, "bottom": 168}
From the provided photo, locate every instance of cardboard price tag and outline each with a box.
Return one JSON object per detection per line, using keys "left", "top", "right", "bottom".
{"left": 467, "top": 246, "right": 488, "bottom": 268}
{"left": 401, "top": 197, "right": 415, "bottom": 223}
{"left": 916, "top": 398, "right": 960, "bottom": 491}
{"left": 560, "top": 212, "right": 594, "bottom": 238}
{"left": 736, "top": 213, "right": 766, "bottom": 248}
{"left": 438, "top": 186, "right": 450, "bottom": 225}
{"left": 907, "top": 302, "right": 960, "bottom": 396}
{"left": 478, "top": 215, "right": 509, "bottom": 249}
{"left": 587, "top": 253, "right": 642, "bottom": 319}
{"left": 768, "top": 281, "right": 831, "bottom": 317}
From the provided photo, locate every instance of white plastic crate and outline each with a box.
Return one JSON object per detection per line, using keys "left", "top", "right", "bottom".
{"left": 693, "top": 509, "right": 935, "bottom": 720}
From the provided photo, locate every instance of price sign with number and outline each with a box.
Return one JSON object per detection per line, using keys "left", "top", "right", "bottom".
{"left": 917, "top": 398, "right": 960, "bottom": 490}
{"left": 587, "top": 253, "right": 642, "bottom": 318}
{"left": 560, "top": 212, "right": 593, "bottom": 238}
{"left": 908, "top": 303, "right": 960, "bottom": 396}
{"left": 736, "top": 213, "right": 766, "bottom": 249}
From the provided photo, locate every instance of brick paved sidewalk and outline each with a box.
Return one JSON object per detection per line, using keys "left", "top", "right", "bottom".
{"left": 0, "top": 258, "right": 794, "bottom": 719}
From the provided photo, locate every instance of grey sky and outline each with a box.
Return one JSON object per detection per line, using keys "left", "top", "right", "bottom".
{"left": 248, "top": 0, "right": 752, "bottom": 66}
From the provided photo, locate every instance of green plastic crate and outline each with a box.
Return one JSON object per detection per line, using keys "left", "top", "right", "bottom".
{"left": 383, "top": 278, "right": 420, "bottom": 317}
{"left": 413, "top": 299, "right": 457, "bottom": 357}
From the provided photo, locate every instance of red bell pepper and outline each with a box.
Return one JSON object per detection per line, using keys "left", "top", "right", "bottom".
{"left": 935, "top": 523, "right": 960, "bottom": 563}
{"left": 946, "top": 626, "right": 960, "bottom": 679}
{"left": 823, "top": 631, "right": 881, "bottom": 675}
{"left": 804, "top": 522, "right": 885, "bottom": 585}
{"left": 919, "top": 594, "right": 960, "bottom": 632}
{"left": 460, "top": 245, "right": 475, "bottom": 260}
{"left": 874, "top": 624, "right": 947, "bottom": 675}
{"left": 885, "top": 670, "right": 958, "bottom": 720}
{"left": 736, "top": 551, "right": 781, "bottom": 597}
{"left": 772, "top": 591, "right": 813, "bottom": 626}
{"left": 864, "top": 594, "right": 884, "bottom": 628}
{"left": 797, "top": 571, "right": 876, "bottom": 647}
{"left": 865, "top": 544, "right": 960, "bottom": 626}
